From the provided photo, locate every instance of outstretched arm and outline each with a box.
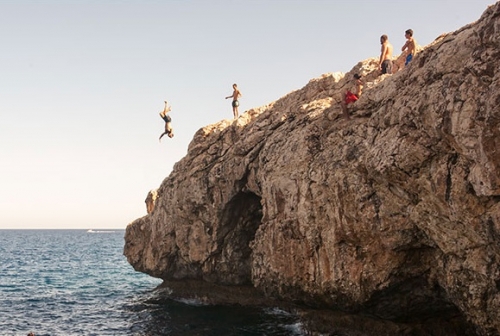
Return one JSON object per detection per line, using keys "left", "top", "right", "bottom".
{"left": 159, "top": 131, "right": 167, "bottom": 142}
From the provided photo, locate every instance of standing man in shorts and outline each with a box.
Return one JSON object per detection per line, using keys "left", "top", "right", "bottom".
{"left": 379, "top": 34, "right": 393, "bottom": 75}
{"left": 225, "top": 83, "right": 242, "bottom": 119}
{"left": 401, "top": 29, "right": 416, "bottom": 66}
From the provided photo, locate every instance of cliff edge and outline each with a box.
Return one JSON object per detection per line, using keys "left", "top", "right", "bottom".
{"left": 125, "top": 3, "right": 500, "bottom": 335}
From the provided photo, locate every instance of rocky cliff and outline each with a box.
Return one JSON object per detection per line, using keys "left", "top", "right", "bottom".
{"left": 125, "top": 3, "right": 500, "bottom": 335}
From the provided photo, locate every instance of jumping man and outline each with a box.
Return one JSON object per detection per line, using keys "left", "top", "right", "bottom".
{"left": 159, "top": 101, "right": 174, "bottom": 141}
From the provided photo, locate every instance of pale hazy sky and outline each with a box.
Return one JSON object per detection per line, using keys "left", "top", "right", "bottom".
{"left": 0, "top": 0, "right": 495, "bottom": 229}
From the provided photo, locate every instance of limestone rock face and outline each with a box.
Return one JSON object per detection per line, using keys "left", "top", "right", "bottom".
{"left": 125, "top": 3, "right": 500, "bottom": 335}
{"left": 145, "top": 189, "right": 158, "bottom": 214}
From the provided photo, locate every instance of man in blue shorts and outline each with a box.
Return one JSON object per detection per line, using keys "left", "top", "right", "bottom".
{"left": 401, "top": 29, "right": 416, "bottom": 66}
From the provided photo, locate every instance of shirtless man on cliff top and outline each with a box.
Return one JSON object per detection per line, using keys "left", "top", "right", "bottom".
{"left": 401, "top": 29, "right": 417, "bottom": 66}
{"left": 379, "top": 34, "right": 393, "bottom": 75}
{"left": 225, "top": 83, "right": 242, "bottom": 119}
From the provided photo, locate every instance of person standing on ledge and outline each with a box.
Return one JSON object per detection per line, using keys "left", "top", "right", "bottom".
{"left": 225, "top": 83, "right": 242, "bottom": 119}
{"left": 401, "top": 29, "right": 417, "bottom": 66}
{"left": 378, "top": 34, "right": 393, "bottom": 75}
{"left": 159, "top": 100, "right": 174, "bottom": 141}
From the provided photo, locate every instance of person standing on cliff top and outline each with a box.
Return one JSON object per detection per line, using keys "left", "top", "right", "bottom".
{"left": 401, "top": 29, "right": 417, "bottom": 66}
{"left": 159, "top": 100, "right": 174, "bottom": 141}
{"left": 379, "top": 34, "right": 393, "bottom": 75}
{"left": 339, "top": 74, "right": 363, "bottom": 120}
{"left": 225, "top": 83, "right": 242, "bottom": 119}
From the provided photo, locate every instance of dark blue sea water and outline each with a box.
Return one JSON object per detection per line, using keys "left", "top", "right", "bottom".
{"left": 0, "top": 230, "right": 304, "bottom": 336}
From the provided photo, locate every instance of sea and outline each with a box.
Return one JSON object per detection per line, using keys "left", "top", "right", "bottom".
{"left": 0, "top": 230, "right": 305, "bottom": 336}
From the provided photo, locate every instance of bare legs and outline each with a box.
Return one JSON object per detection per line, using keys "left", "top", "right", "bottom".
{"left": 339, "top": 95, "right": 351, "bottom": 120}
{"left": 160, "top": 101, "right": 170, "bottom": 118}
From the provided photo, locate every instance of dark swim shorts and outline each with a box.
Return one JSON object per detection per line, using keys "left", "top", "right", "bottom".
{"left": 161, "top": 114, "right": 172, "bottom": 123}
{"left": 381, "top": 59, "right": 393, "bottom": 74}
{"left": 232, "top": 100, "right": 239, "bottom": 108}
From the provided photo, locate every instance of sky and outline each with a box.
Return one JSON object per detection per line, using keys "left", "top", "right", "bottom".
{"left": 0, "top": 0, "right": 496, "bottom": 230}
